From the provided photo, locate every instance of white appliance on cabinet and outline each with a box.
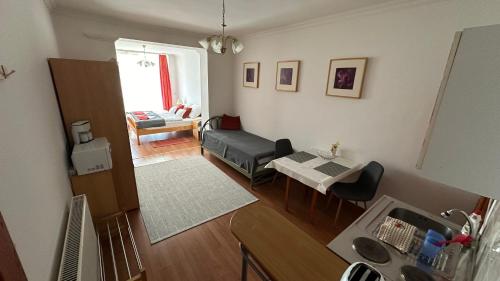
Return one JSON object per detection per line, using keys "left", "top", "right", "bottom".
{"left": 71, "top": 120, "right": 93, "bottom": 144}
{"left": 71, "top": 137, "right": 112, "bottom": 176}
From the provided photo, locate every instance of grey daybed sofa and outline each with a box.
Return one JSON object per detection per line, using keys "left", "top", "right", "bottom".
{"left": 200, "top": 116, "right": 275, "bottom": 186}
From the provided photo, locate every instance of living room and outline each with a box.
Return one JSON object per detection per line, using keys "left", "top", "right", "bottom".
{"left": 2, "top": 1, "right": 500, "bottom": 281}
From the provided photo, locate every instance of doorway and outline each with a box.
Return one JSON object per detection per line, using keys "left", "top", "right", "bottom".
{"left": 114, "top": 39, "right": 208, "bottom": 166}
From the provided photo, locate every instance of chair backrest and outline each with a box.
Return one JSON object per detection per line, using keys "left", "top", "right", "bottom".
{"left": 275, "top": 139, "right": 293, "bottom": 159}
{"left": 357, "top": 161, "right": 384, "bottom": 200}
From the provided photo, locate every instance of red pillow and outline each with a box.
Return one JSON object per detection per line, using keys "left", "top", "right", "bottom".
{"left": 182, "top": 107, "right": 192, "bottom": 118}
{"left": 220, "top": 114, "right": 241, "bottom": 130}
{"left": 175, "top": 104, "right": 185, "bottom": 113}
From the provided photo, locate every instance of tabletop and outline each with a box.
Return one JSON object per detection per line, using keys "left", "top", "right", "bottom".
{"left": 230, "top": 203, "right": 349, "bottom": 281}
{"left": 265, "top": 150, "right": 362, "bottom": 194}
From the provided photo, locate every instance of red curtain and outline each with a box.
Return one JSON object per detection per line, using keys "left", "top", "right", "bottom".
{"left": 159, "top": 54, "right": 173, "bottom": 110}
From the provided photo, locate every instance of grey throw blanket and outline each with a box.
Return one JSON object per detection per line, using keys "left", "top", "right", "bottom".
{"left": 202, "top": 129, "right": 275, "bottom": 173}
{"left": 127, "top": 111, "right": 166, "bottom": 129}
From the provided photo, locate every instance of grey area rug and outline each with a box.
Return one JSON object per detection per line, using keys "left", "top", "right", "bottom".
{"left": 135, "top": 156, "right": 258, "bottom": 244}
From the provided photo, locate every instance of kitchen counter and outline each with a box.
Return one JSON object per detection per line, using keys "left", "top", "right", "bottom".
{"left": 328, "top": 195, "right": 466, "bottom": 281}
{"left": 230, "top": 202, "right": 348, "bottom": 281}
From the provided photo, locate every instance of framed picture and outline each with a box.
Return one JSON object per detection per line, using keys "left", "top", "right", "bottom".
{"left": 276, "top": 60, "right": 300, "bottom": 92}
{"left": 326, "top": 58, "right": 367, "bottom": 98}
{"left": 243, "top": 62, "right": 260, "bottom": 88}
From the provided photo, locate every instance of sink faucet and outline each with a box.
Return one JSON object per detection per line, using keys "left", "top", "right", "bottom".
{"left": 441, "top": 209, "right": 478, "bottom": 238}
{"left": 441, "top": 208, "right": 478, "bottom": 281}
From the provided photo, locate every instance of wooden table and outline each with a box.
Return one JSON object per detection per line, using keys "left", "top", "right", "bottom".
{"left": 230, "top": 203, "right": 348, "bottom": 281}
{"left": 265, "top": 151, "right": 361, "bottom": 221}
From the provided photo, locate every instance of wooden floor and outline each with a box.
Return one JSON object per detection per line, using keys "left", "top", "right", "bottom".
{"left": 125, "top": 143, "right": 364, "bottom": 281}
{"left": 128, "top": 129, "right": 200, "bottom": 166}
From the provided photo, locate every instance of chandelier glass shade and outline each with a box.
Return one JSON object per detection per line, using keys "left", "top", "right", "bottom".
{"left": 199, "top": 0, "right": 243, "bottom": 55}
{"left": 137, "top": 45, "right": 155, "bottom": 67}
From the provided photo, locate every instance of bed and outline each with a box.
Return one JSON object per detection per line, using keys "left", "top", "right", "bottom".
{"left": 127, "top": 111, "right": 202, "bottom": 145}
{"left": 200, "top": 116, "right": 276, "bottom": 186}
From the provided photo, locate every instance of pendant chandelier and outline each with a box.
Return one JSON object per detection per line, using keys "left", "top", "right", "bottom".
{"left": 137, "top": 45, "right": 155, "bottom": 67}
{"left": 199, "top": 0, "right": 243, "bottom": 55}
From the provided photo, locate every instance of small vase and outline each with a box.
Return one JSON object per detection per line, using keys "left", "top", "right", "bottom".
{"left": 330, "top": 148, "right": 337, "bottom": 158}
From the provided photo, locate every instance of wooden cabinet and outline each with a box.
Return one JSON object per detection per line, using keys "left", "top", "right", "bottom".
{"left": 70, "top": 171, "right": 119, "bottom": 219}
{"left": 418, "top": 25, "right": 500, "bottom": 200}
{"left": 49, "top": 58, "right": 139, "bottom": 211}
{"left": 0, "top": 212, "right": 28, "bottom": 281}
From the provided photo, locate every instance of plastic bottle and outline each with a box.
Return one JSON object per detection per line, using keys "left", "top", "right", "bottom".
{"left": 461, "top": 212, "right": 481, "bottom": 237}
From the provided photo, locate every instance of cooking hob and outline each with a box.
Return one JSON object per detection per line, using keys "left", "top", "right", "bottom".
{"left": 400, "top": 265, "right": 435, "bottom": 281}
{"left": 327, "top": 196, "right": 462, "bottom": 281}
{"left": 352, "top": 237, "right": 391, "bottom": 264}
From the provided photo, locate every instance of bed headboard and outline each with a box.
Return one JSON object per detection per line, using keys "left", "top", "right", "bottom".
{"left": 200, "top": 116, "right": 222, "bottom": 142}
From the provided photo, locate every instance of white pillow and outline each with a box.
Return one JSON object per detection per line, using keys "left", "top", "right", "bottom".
{"left": 189, "top": 104, "right": 202, "bottom": 118}
{"left": 175, "top": 108, "right": 186, "bottom": 117}
{"left": 168, "top": 105, "right": 178, "bottom": 114}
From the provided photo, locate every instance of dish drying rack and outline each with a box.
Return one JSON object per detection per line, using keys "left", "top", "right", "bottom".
{"left": 372, "top": 217, "right": 463, "bottom": 280}
{"left": 96, "top": 212, "right": 147, "bottom": 281}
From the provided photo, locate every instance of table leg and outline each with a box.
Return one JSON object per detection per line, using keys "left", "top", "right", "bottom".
{"left": 309, "top": 190, "right": 319, "bottom": 222}
{"left": 240, "top": 244, "right": 272, "bottom": 281}
{"left": 303, "top": 187, "right": 309, "bottom": 202}
{"left": 285, "top": 176, "right": 291, "bottom": 211}
{"left": 334, "top": 199, "right": 343, "bottom": 226}
{"left": 241, "top": 245, "right": 248, "bottom": 281}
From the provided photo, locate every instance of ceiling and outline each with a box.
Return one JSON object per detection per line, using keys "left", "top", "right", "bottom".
{"left": 52, "top": 0, "right": 403, "bottom": 35}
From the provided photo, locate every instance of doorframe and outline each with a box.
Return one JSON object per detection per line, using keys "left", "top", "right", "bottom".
{"left": 0, "top": 212, "right": 28, "bottom": 281}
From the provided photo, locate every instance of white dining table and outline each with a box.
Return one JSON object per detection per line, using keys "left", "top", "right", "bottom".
{"left": 265, "top": 150, "right": 362, "bottom": 221}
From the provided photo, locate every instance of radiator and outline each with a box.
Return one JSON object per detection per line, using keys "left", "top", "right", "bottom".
{"left": 58, "top": 195, "right": 99, "bottom": 281}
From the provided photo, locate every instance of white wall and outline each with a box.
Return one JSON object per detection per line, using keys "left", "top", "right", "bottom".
{"left": 0, "top": 1, "right": 72, "bottom": 280}
{"left": 208, "top": 52, "right": 235, "bottom": 116}
{"left": 233, "top": 0, "right": 500, "bottom": 215}
{"left": 51, "top": 9, "right": 232, "bottom": 117}
{"left": 178, "top": 50, "right": 202, "bottom": 105}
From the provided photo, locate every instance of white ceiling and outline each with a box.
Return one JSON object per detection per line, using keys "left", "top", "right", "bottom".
{"left": 52, "top": 0, "right": 402, "bottom": 35}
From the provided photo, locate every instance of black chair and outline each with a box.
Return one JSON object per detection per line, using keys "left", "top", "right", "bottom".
{"left": 327, "top": 161, "right": 384, "bottom": 226}
{"left": 272, "top": 139, "right": 294, "bottom": 184}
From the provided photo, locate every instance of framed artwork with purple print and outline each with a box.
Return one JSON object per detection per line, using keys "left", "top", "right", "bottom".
{"left": 276, "top": 60, "right": 300, "bottom": 92}
{"left": 326, "top": 58, "right": 367, "bottom": 98}
{"left": 243, "top": 62, "right": 260, "bottom": 88}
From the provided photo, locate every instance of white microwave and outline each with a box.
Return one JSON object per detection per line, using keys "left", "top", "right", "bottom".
{"left": 71, "top": 137, "right": 112, "bottom": 176}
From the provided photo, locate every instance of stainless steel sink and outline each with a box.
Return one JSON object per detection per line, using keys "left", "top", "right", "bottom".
{"left": 328, "top": 195, "right": 465, "bottom": 281}
{"left": 388, "top": 207, "right": 456, "bottom": 240}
